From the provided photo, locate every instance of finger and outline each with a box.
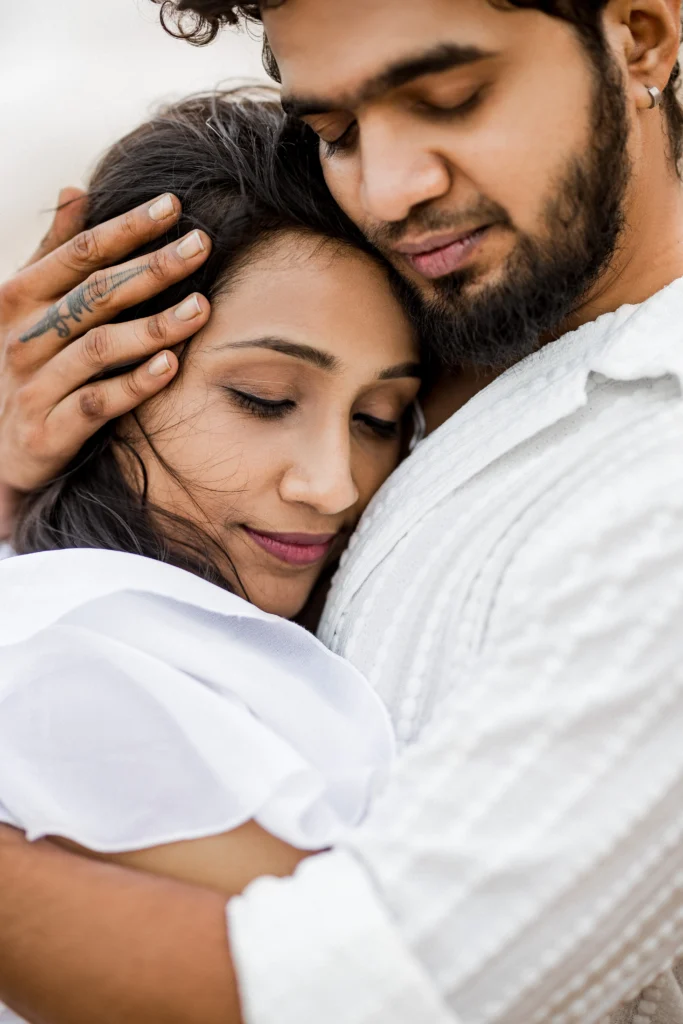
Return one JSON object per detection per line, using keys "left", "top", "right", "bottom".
{"left": 41, "top": 293, "right": 209, "bottom": 400}
{"left": 18, "top": 193, "right": 183, "bottom": 302}
{"left": 22, "top": 188, "right": 88, "bottom": 269}
{"left": 46, "top": 348, "right": 180, "bottom": 457}
{"left": 18, "top": 230, "right": 212, "bottom": 356}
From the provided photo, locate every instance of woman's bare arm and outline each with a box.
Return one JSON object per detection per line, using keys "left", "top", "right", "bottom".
{"left": 0, "top": 825, "right": 242, "bottom": 1024}
{"left": 56, "top": 819, "right": 312, "bottom": 898}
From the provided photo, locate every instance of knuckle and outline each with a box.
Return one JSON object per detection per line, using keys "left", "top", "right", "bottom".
{"left": 145, "top": 249, "right": 169, "bottom": 283}
{"left": 83, "top": 272, "right": 109, "bottom": 306}
{"left": 0, "top": 276, "right": 25, "bottom": 312}
{"left": 121, "top": 372, "right": 145, "bottom": 402}
{"left": 146, "top": 313, "right": 168, "bottom": 345}
{"left": 81, "top": 326, "right": 111, "bottom": 367}
{"left": 15, "top": 383, "right": 38, "bottom": 418}
{"left": 16, "top": 424, "right": 44, "bottom": 461}
{"left": 5, "top": 333, "right": 28, "bottom": 369}
{"left": 120, "top": 209, "right": 140, "bottom": 241}
{"left": 14, "top": 393, "right": 45, "bottom": 454}
{"left": 68, "top": 228, "right": 101, "bottom": 268}
{"left": 20, "top": 424, "right": 45, "bottom": 457}
{"left": 78, "top": 385, "right": 106, "bottom": 420}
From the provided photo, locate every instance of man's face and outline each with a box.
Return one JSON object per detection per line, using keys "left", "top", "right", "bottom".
{"left": 265, "top": 0, "right": 631, "bottom": 368}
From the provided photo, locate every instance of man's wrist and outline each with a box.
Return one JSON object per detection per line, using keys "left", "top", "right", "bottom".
{"left": 228, "top": 848, "right": 455, "bottom": 1024}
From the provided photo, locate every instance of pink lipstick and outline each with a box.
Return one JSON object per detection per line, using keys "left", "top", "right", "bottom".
{"left": 242, "top": 527, "right": 338, "bottom": 567}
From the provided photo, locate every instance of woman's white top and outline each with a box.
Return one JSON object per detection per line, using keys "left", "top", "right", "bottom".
{"left": 0, "top": 548, "right": 394, "bottom": 854}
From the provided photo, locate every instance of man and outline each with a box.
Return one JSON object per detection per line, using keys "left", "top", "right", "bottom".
{"left": 1, "top": 0, "right": 683, "bottom": 1021}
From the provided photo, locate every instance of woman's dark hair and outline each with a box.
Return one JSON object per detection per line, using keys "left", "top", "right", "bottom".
{"left": 13, "top": 89, "right": 386, "bottom": 590}
{"left": 151, "top": 0, "right": 683, "bottom": 168}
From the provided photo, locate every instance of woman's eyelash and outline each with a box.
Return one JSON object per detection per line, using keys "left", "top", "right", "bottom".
{"left": 322, "top": 121, "right": 358, "bottom": 156}
{"left": 355, "top": 413, "right": 399, "bottom": 440}
{"left": 228, "top": 389, "right": 398, "bottom": 438}
{"left": 228, "top": 388, "right": 296, "bottom": 420}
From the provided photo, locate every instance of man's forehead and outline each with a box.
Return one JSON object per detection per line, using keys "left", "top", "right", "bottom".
{"left": 263, "top": 0, "right": 514, "bottom": 104}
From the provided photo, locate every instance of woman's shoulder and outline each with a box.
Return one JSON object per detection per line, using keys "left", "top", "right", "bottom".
{"left": 0, "top": 548, "right": 260, "bottom": 642}
{"left": 1, "top": 550, "right": 286, "bottom": 659}
{"left": 0, "top": 547, "right": 394, "bottom": 852}
{"left": 0, "top": 546, "right": 389, "bottom": 730}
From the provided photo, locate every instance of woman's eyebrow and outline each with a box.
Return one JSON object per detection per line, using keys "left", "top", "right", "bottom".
{"left": 221, "top": 337, "right": 340, "bottom": 371}
{"left": 378, "top": 361, "right": 422, "bottom": 381}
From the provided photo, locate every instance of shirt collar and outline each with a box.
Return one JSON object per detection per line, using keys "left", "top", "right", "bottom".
{"left": 325, "top": 275, "right": 683, "bottom": 624}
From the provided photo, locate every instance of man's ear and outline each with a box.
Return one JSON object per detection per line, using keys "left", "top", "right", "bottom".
{"left": 604, "top": 0, "right": 681, "bottom": 107}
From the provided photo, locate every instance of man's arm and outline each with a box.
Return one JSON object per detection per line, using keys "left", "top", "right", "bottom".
{"left": 0, "top": 826, "right": 241, "bottom": 1024}
{"left": 0, "top": 188, "right": 211, "bottom": 532}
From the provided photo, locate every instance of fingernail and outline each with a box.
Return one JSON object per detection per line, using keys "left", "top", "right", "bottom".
{"left": 176, "top": 231, "right": 205, "bottom": 260}
{"left": 148, "top": 352, "right": 172, "bottom": 377}
{"left": 148, "top": 194, "right": 175, "bottom": 222}
{"left": 174, "top": 294, "right": 203, "bottom": 321}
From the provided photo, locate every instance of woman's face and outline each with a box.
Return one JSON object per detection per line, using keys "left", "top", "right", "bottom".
{"left": 127, "top": 232, "right": 420, "bottom": 618}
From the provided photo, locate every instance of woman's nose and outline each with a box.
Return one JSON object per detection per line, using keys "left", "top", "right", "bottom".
{"left": 279, "top": 430, "right": 359, "bottom": 516}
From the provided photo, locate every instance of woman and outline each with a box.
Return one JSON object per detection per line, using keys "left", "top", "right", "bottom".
{"left": 0, "top": 88, "right": 421, "bottom": 1020}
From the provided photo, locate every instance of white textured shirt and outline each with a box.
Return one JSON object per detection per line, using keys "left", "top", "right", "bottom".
{"left": 229, "top": 276, "right": 683, "bottom": 1024}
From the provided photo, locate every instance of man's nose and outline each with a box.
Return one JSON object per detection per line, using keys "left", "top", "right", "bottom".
{"left": 359, "top": 114, "right": 451, "bottom": 225}
{"left": 279, "top": 429, "right": 359, "bottom": 516}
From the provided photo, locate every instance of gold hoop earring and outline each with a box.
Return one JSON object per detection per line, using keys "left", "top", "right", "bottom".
{"left": 646, "top": 86, "right": 663, "bottom": 109}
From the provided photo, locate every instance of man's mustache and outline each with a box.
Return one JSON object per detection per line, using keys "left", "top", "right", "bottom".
{"left": 365, "top": 198, "right": 512, "bottom": 248}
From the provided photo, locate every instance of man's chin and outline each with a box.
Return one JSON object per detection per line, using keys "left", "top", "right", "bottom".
{"left": 424, "top": 265, "right": 509, "bottom": 316}
{"left": 393, "top": 250, "right": 508, "bottom": 307}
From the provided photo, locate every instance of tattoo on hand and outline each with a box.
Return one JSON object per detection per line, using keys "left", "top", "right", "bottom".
{"left": 19, "top": 265, "right": 148, "bottom": 343}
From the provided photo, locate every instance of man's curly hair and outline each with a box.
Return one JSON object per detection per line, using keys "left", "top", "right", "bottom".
{"left": 152, "top": 1, "right": 282, "bottom": 74}
{"left": 152, "top": 0, "right": 682, "bottom": 166}
{"left": 152, "top": 1, "right": 262, "bottom": 45}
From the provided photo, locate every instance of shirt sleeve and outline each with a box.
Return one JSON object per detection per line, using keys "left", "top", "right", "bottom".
{"left": 0, "top": 579, "right": 393, "bottom": 854}
{"left": 228, "top": 432, "right": 683, "bottom": 1024}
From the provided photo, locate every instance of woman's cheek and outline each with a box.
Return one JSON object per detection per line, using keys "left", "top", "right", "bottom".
{"left": 354, "top": 444, "right": 400, "bottom": 511}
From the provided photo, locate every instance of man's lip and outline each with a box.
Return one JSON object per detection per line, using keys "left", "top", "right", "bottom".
{"left": 393, "top": 225, "right": 491, "bottom": 280}
{"left": 393, "top": 225, "right": 487, "bottom": 256}
{"left": 241, "top": 526, "right": 339, "bottom": 567}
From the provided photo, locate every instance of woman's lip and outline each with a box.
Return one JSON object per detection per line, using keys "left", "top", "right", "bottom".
{"left": 397, "top": 226, "right": 490, "bottom": 279}
{"left": 241, "top": 526, "right": 338, "bottom": 567}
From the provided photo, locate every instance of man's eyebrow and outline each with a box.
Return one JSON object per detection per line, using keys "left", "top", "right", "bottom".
{"left": 378, "top": 361, "right": 422, "bottom": 381}
{"left": 281, "top": 43, "right": 494, "bottom": 118}
{"left": 221, "top": 337, "right": 340, "bottom": 371}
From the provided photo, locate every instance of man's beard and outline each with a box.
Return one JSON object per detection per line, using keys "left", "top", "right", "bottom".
{"left": 373, "top": 57, "right": 632, "bottom": 373}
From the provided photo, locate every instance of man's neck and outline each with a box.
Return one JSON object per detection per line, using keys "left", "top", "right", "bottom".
{"left": 560, "top": 163, "right": 683, "bottom": 337}
{"left": 423, "top": 366, "right": 499, "bottom": 435}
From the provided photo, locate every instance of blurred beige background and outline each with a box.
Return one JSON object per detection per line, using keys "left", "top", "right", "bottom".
{"left": 0, "top": 0, "right": 268, "bottom": 279}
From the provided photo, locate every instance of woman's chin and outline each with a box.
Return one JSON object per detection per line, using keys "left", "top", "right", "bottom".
{"left": 240, "top": 574, "right": 315, "bottom": 620}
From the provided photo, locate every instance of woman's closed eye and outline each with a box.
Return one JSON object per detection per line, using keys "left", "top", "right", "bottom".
{"left": 322, "top": 121, "right": 358, "bottom": 157}
{"left": 227, "top": 387, "right": 296, "bottom": 420}
{"left": 225, "top": 382, "right": 405, "bottom": 441}
{"left": 354, "top": 412, "right": 400, "bottom": 440}
{"left": 304, "top": 114, "right": 358, "bottom": 157}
